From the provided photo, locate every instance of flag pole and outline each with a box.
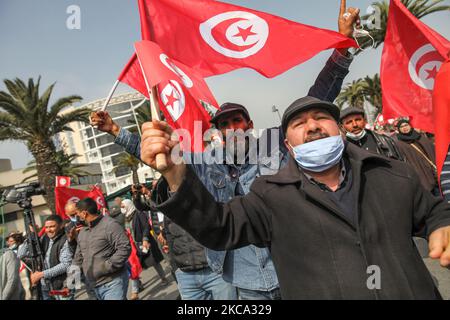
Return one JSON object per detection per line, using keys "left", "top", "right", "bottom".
{"left": 101, "top": 80, "right": 120, "bottom": 112}
{"left": 136, "top": 54, "right": 168, "bottom": 172}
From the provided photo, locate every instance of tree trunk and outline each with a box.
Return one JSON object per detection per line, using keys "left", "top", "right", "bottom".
{"left": 29, "top": 140, "right": 62, "bottom": 215}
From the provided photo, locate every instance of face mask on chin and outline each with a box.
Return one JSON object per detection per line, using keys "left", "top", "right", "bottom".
{"left": 346, "top": 129, "right": 367, "bottom": 141}
{"left": 69, "top": 216, "right": 78, "bottom": 223}
{"left": 289, "top": 135, "right": 345, "bottom": 173}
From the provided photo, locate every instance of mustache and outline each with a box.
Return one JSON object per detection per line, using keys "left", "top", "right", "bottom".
{"left": 304, "top": 131, "right": 329, "bottom": 143}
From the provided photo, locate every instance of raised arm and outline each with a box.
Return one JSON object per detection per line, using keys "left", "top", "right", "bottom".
{"left": 141, "top": 120, "right": 273, "bottom": 250}
{"left": 308, "top": 0, "right": 360, "bottom": 102}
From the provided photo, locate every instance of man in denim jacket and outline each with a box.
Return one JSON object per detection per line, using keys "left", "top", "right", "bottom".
{"left": 91, "top": 5, "right": 359, "bottom": 299}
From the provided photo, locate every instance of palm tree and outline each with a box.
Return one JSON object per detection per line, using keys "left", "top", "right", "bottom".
{"left": 361, "top": 74, "right": 382, "bottom": 114}
{"left": 113, "top": 153, "right": 141, "bottom": 184}
{"left": 22, "top": 151, "right": 91, "bottom": 184}
{"left": 357, "top": 0, "right": 450, "bottom": 53}
{"left": 336, "top": 79, "right": 367, "bottom": 110}
{"left": 0, "top": 77, "right": 90, "bottom": 213}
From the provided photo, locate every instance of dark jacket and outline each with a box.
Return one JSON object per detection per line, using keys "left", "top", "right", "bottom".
{"left": 396, "top": 135, "right": 437, "bottom": 192}
{"left": 347, "top": 130, "right": 404, "bottom": 161}
{"left": 40, "top": 232, "right": 68, "bottom": 290}
{"left": 164, "top": 217, "right": 209, "bottom": 272}
{"left": 157, "top": 143, "right": 450, "bottom": 300}
{"left": 131, "top": 210, "right": 163, "bottom": 265}
{"left": 73, "top": 215, "right": 131, "bottom": 287}
{"left": 150, "top": 178, "right": 209, "bottom": 272}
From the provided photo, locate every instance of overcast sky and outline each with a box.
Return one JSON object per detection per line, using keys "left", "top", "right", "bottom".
{"left": 1, "top": 0, "right": 449, "bottom": 169}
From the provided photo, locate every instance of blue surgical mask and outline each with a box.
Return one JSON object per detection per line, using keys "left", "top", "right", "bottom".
{"left": 289, "top": 135, "right": 345, "bottom": 173}
{"left": 69, "top": 216, "right": 78, "bottom": 223}
{"left": 346, "top": 129, "right": 367, "bottom": 141}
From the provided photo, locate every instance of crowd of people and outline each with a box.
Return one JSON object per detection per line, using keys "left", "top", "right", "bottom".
{"left": 1, "top": 185, "right": 176, "bottom": 301}
{"left": 1, "top": 2, "right": 450, "bottom": 300}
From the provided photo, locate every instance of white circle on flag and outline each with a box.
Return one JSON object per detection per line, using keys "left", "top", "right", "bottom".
{"left": 199, "top": 11, "right": 269, "bottom": 59}
{"left": 408, "top": 44, "right": 442, "bottom": 90}
{"left": 160, "top": 54, "right": 194, "bottom": 88}
{"left": 96, "top": 196, "right": 104, "bottom": 207}
{"left": 160, "top": 80, "right": 186, "bottom": 121}
{"left": 67, "top": 196, "right": 80, "bottom": 206}
{"left": 59, "top": 178, "right": 67, "bottom": 185}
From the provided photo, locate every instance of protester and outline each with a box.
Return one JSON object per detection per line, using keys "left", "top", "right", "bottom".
{"left": 5, "top": 232, "right": 31, "bottom": 300}
{"left": 110, "top": 206, "right": 126, "bottom": 227}
{"left": 340, "top": 107, "right": 404, "bottom": 160}
{"left": 90, "top": 38, "right": 358, "bottom": 299}
{"left": 72, "top": 198, "right": 131, "bottom": 300}
{"left": 63, "top": 201, "right": 82, "bottom": 250}
{"left": 17, "top": 215, "right": 74, "bottom": 300}
{"left": 141, "top": 96, "right": 450, "bottom": 300}
{"left": 62, "top": 201, "right": 97, "bottom": 300}
{"left": 396, "top": 119, "right": 439, "bottom": 196}
{"left": 0, "top": 248, "right": 25, "bottom": 300}
{"left": 134, "top": 179, "right": 236, "bottom": 300}
{"left": 6, "top": 232, "right": 24, "bottom": 254}
{"left": 120, "top": 198, "right": 168, "bottom": 300}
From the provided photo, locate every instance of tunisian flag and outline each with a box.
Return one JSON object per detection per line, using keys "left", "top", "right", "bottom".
{"left": 380, "top": 0, "right": 450, "bottom": 178}
{"left": 55, "top": 176, "right": 71, "bottom": 187}
{"left": 55, "top": 186, "right": 107, "bottom": 220}
{"left": 133, "top": 40, "right": 218, "bottom": 151}
{"left": 135, "top": 0, "right": 356, "bottom": 78}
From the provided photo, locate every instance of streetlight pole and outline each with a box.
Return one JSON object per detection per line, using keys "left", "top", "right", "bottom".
{"left": 272, "top": 105, "right": 282, "bottom": 122}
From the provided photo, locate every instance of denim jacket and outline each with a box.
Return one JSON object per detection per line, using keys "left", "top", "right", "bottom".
{"left": 114, "top": 49, "right": 353, "bottom": 291}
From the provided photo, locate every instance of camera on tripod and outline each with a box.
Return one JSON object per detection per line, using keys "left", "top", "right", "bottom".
{"left": 2, "top": 182, "right": 46, "bottom": 207}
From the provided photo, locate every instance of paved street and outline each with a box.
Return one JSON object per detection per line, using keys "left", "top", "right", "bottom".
{"left": 75, "top": 260, "right": 180, "bottom": 300}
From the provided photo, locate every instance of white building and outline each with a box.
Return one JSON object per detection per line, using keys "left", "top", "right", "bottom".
{"left": 57, "top": 92, "right": 158, "bottom": 194}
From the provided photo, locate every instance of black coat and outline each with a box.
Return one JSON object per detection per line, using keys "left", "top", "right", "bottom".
{"left": 131, "top": 210, "right": 163, "bottom": 265}
{"left": 157, "top": 143, "right": 450, "bottom": 300}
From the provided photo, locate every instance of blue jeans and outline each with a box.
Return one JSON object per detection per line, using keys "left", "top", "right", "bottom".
{"left": 238, "top": 287, "right": 281, "bottom": 300}
{"left": 175, "top": 268, "right": 237, "bottom": 300}
{"left": 94, "top": 271, "right": 129, "bottom": 300}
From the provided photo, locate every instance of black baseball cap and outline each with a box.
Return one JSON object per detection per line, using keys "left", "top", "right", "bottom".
{"left": 281, "top": 96, "right": 340, "bottom": 134}
{"left": 210, "top": 103, "right": 251, "bottom": 125}
{"left": 339, "top": 107, "right": 365, "bottom": 123}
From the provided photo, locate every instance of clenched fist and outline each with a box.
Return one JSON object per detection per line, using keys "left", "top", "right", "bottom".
{"left": 141, "top": 120, "right": 186, "bottom": 191}
{"left": 90, "top": 111, "right": 120, "bottom": 136}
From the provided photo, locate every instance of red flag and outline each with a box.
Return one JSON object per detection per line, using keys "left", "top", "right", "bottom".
{"left": 118, "top": 55, "right": 148, "bottom": 98}
{"left": 381, "top": 0, "right": 450, "bottom": 178}
{"left": 381, "top": 0, "right": 450, "bottom": 133}
{"left": 126, "top": 229, "right": 143, "bottom": 280}
{"left": 55, "top": 176, "right": 71, "bottom": 188}
{"left": 432, "top": 60, "right": 450, "bottom": 182}
{"left": 137, "top": 0, "right": 356, "bottom": 78}
{"left": 88, "top": 186, "right": 107, "bottom": 212}
{"left": 133, "top": 40, "right": 219, "bottom": 151}
{"left": 54, "top": 186, "right": 107, "bottom": 220}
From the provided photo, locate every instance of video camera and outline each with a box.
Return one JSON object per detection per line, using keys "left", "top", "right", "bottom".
{"left": 1, "top": 182, "right": 48, "bottom": 299}
{"left": 2, "top": 182, "right": 46, "bottom": 208}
